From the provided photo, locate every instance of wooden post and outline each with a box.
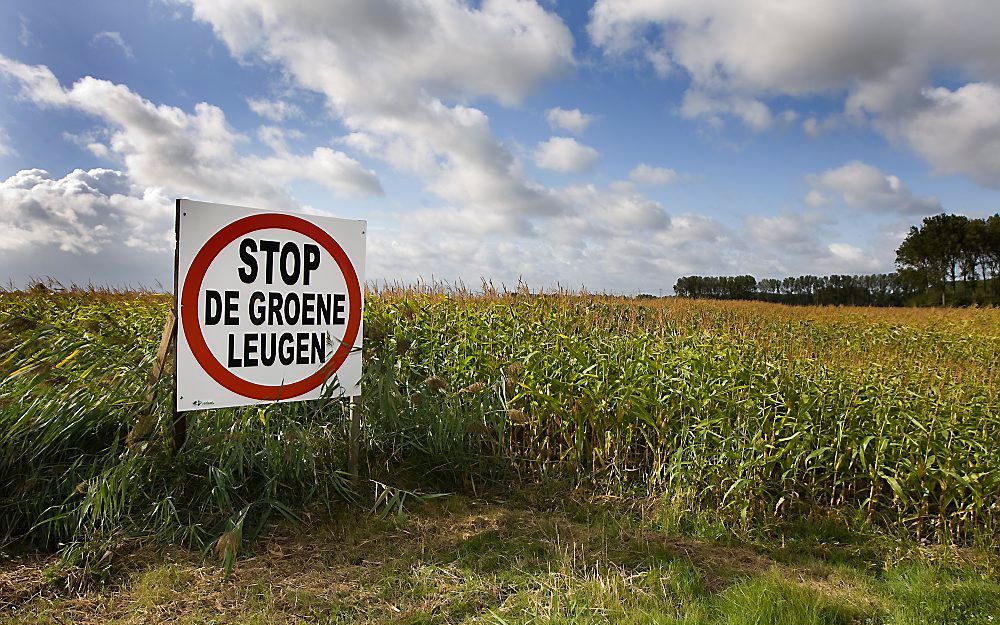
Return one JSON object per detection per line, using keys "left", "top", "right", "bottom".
{"left": 127, "top": 310, "right": 177, "bottom": 448}
{"left": 172, "top": 406, "right": 186, "bottom": 452}
{"left": 152, "top": 311, "right": 187, "bottom": 453}
{"left": 348, "top": 395, "right": 360, "bottom": 484}
{"left": 148, "top": 309, "right": 177, "bottom": 406}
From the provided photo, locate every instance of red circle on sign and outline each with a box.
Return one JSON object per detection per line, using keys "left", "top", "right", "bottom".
{"left": 180, "top": 213, "right": 362, "bottom": 400}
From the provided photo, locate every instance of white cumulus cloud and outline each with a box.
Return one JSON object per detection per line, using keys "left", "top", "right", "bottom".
{"left": 546, "top": 107, "right": 595, "bottom": 134}
{"left": 0, "top": 168, "right": 178, "bottom": 286}
{"left": 534, "top": 137, "right": 599, "bottom": 173}
{"left": 804, "top": 189, "right": 830, "bottom": 207}
{"left": 827, "top": 242, "right": 880, "bottom": 272}
{"left": 680, "top": 91, "right": 774, "bottom": 132}
{"left": 0, "top": 55, "right": 382, "bottom": 205}
{"left": 588, "top": 0, "right": 1000, "bottom": 186}
{"left": 367, "top": 179, "right": 733, "bottom": 291}
{"left": 183, "top": 0, "right": 575, "bottom": 217}
{"left": 741, "top": 210, "right": 887, "bottom": 275}
{"left": 0, "top": 3, "right": 925, "bottom": 290}
{"left": 247, "top": 97, "right": 302, "bottom": 122}
{"left": 0, "top": 168, "right": 172, "bottom": 254}
{"left": 807, "top": 161, "right": 942, "bottom": 215}
{"left": 893, "top": 83, "right": 1000, "bottom": 189}
{"left": 629, "top": 164, "right": 679, "bottom": 186}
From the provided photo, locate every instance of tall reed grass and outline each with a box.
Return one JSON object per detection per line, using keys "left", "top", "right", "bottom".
{"left": 0, "top": 288, "right": 352, "bottom": 571}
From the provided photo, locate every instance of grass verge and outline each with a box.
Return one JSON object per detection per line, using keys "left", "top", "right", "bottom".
{"left": 2, "top": 492, "right": 998, "bottom": 624}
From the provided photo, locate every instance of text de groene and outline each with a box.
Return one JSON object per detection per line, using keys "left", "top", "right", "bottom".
{"left": 203, "top": 239, "right": 346, "bottom": 368}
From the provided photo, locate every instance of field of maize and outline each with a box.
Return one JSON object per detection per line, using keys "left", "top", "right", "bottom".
{"left": 1, "top": 286, "right": 998, "bottom": 565}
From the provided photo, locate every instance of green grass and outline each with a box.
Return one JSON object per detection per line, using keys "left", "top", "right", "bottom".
{"left": 714, "top": 575, "right": 861, "bottom": 625}
{"left": 885, "top": 566, "right": 1000, "bottom": 624}
{"left": 2, "top": 497, "right": 998, "bottom": 624}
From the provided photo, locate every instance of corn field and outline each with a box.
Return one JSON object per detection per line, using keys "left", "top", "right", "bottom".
{"left": 364, "top": 291, "right": 1000, "bottom": 543}
{"left": 2, "top": 286, "right": 999, "bottom": 558}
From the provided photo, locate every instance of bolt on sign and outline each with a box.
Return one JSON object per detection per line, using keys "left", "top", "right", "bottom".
{"left": 175, "top": 200, "right": 365, "bottom": 411}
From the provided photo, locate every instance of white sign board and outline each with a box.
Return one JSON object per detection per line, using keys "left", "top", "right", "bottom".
{"left": 175, "top": 199, "right": 365, "bottom": 411}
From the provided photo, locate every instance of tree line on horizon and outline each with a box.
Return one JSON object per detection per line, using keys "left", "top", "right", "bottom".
{"left": 673, "top": 213, "right": 1000, "bottom": 307}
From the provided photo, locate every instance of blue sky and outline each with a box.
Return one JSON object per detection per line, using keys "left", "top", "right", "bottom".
{"left": 1, "top": 0, "right": 998, "bottom": 292}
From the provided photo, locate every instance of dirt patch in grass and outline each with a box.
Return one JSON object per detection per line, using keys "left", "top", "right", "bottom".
{"left": 0, "top": 556, "right": 50, "bottom": 611}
